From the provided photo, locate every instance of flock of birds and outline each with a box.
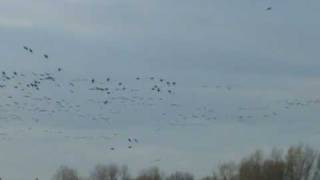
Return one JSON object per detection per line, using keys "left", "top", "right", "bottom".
{"left": 1, "top": 41, "right": 320, "bottom": 152}
{"left": 23, "top": 46, "right": 49, "bottom": 59}
{"left": 0, "top": 45, "right": 181, "bottom": 151}
{"left": 0, "top": 4, "right": 280, "bottom": 152}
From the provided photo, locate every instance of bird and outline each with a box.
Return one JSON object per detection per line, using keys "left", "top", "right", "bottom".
{"left": 91, "top": 79, "right": 95, "bottom": 83}
{"left": 266, "top": 7, "right": 272, "bottom": 11}
{"left": 128, "top": 138, "right": 132, "bottom": 142}
{"left": 29, "top": 49, "right": 33, "bottom": 53}
{"left": 23, "top": 46, "right": 29, "bottom": 50}
{"left": 44, "top": 54, "right": 49, "bottom": 59}
{"left": 110, "top": 147, "right": 115, "bottom": 151}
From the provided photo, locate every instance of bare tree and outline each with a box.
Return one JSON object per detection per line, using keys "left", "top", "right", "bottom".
{"left": 258, "top": 148, "right": 285, "bottom": 180}
{"left": 312, "top": 155, "right": 320, "bottom": 180}
{"left": 239, "top": 150, "right": 263, "bottom": 180}
{"left": 53, "top": 166, "right": 79, "bottom": 180}
{"left": 120, "top": 165, "right": 131, "bottom": 180}
{"left": 262, "top": 158, "right": 285, "bottom": 180}
{"left": 201, "top": 176, "right": 215, "bottom": 180}
{"left": 137, "top": 167, "right": 163, "bottom": 180}
{"left": 27, "top": 145, "right": 320, "bottom": 180}
{"left": 285, "top": 145, "right": 317, "bottom": 180}
{"left": 213, "top": 162, "right": 238, "bottom": 180}
{"left": 90, "top": 164, "right": 120, "bottom": 180}
{"left": 166, "top": 171, "right": 194, "bottom": 180}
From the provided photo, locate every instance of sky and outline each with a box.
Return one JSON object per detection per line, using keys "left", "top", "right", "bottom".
{"left": 0, "top": 0, "right": 320, "bottom": 179}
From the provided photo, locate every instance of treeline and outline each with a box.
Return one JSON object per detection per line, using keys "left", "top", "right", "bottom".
{"left": 51, "top": 145, "right": 320, "bottom": 180}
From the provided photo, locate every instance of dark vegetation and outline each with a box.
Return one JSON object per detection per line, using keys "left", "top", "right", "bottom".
{"left": 50, "top": 145, "right": 320, "bottom": 180}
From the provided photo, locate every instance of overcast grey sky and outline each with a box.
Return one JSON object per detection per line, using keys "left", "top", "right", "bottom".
{"left": 0, "top": 0, "right": 320, "bottom": 179}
